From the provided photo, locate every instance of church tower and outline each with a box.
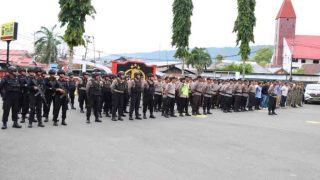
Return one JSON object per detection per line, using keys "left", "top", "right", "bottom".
{"left": 272, "top": 0, "right": 296, "bottom": 67}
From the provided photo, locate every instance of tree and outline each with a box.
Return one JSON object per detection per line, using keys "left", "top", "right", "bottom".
{"left": 187, "top": 47, "right": 212, "bottom": 76}
{"left": 34, "top": 25, "right": 63, "bottom": 64}
{"left": 58, "top": 0, "right": 96, "bottom": 69}
{"left": 253, "top": 48, "right": 273, "bottom": 66}
{"left": 222, "top": 63, "right": 253, "bottom": 74}
{"left": 215, "top": 54, "right": 224, "bottom": 63}
{"left": 233, "top": 0, "right": 256, "bottom": 79}
{"left": 171, "top": 0, "right": 193, "bottom": 75}
{"left": 293, "top": 68, "right": 305, "bottom": 74}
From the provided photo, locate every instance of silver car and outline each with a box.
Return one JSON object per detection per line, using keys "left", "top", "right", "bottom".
{"left": 304, "top": 84, "right": 320, "bottom": 103}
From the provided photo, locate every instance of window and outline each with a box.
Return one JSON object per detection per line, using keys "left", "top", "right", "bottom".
{"left": 313, "top": 60, "right": 319, "bottom": 64}
{"left": 292, "top": 59, "right": 298, "bottom": 63}
{"left": 301, "top": 59, "right": 306, "bottom": 63}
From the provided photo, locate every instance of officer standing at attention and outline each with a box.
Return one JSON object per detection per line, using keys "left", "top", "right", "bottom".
{"left": 111, "top": 71, "right": 126, "bottom": 121}
{"left": 78, "top": 72, "right": 89, "bottom": 113}
{"left": 128, "top": 72, "right": 143, "bottom": 120}
{"left": 142, "top": 73, "right": 156, "bottom": 119}
{"left": 17, "top": 67, "right": 29, "bottom": 123}
{"left": 52, "top": 70, "right": 69, "bottom": 126}
{"left": 154, "top": 77, "right": 163, "bottom": 112}
{"left": 68, "top": 72, "right": 77, "bottom": 110}
{"left": 43, "top": 69, "right": 57, "bottom": 122}
{"left": 0, "top": 66, "right": 22, "bottom": 129}
{"left": 28, "top": 67, "right": 45, "bottom": 128}
{"left": 86, "top": 72, "right": 102, "bottom": 123}
{"left": 101, "top": 73, "right": 113, "bottom": 117}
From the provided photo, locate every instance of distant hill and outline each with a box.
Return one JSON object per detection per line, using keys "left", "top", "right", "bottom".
{"left": 104, "top": 45, "right": 273, "bottom": 63}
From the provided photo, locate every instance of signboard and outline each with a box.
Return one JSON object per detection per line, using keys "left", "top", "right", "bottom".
{"left": 112, "top": 60, "right": 156, "bottom": 79}
{"left": 1, "top": 22, "right": 18, "bottom": 41}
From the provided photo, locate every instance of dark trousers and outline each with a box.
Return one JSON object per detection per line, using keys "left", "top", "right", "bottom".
{"left": 192, "top": 95, "right": 202, "bottom": 114}
{"left": 123, "top": 92, "right": 129, "bottom": 112}
{"left": 21, "top": 92, "right": 29, "bottom": 118}
{"left": 217, "top": 94, "right": 222, "bottom": 108}
{"left": 29, "top": 94, "right": 43, "bottom": 123}
{"left": 102, "top": 92, "right": 112, "bottom": 114}
{"left": 2, "top": 92, "right": 19, "bottom": 123}
{"left": 280, "top": 95, "right": 287, "bottom": 107}
{"left": 143, "top": 94, "right": 154, "bottom": 114}
{"left": 162, "top": 97, "right": 167, "bottom": 114}
{"left": 87, "top": 95, "right": 101, "bottom": 119}
{"left": 43, "top": 91, "right": 55, "bottom": 118}
{"left": 203, "top": 96, "right": 212, "bottom": 112}
{"left": 255, "top": 98, "right": 261, "bottom": 109}
{"left": 178, "top": 97, "right": 189, "bottom": 114}
{"left": 53, "top": 95, "right": 68, "bottom": 121}
{"left": 154, "top": 94, "right": 162, "bottom": 110}
{"left": 78, "top": 90, "right": 87, "bottom": 110}
{"left": 129, "top": 93, "right": 141, "bottom": 117}
{"left": 166, "top": 97, "right": 175, "bottom": 115}
{"left": 112, "top": 92, "right": 124, "bottom": 118}
{"left": 248, "top": 93, "right": 256, "bottom": 110}
{"left": 223, "top": 96, "right": 232, "bottom": 111}
{"left": 234, "top": 95, "right": 242, "bottom": 111}
{"left": 268, "top": 96, "right": 277, "bottom": 112}
{"left": 241, "top": 96, "right": 248, "bottom": 110}
{"left": 211, "top": 94, "right": 217, "bottom": 108}
{"left": 69, "top": 88, "right": 76, "bottom": 106}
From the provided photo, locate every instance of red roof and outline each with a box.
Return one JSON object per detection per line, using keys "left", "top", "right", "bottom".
{"left": 0, "top": 49, "right": 47, "bottom": 68}
{"left": 276, "top": 0, "right": 296, "bottom": 19}
{"left": 302, "top": 64, "right": 320, "bottom": 75}
{"left": 285, "top": 35, "right": 320, "bottom": 60}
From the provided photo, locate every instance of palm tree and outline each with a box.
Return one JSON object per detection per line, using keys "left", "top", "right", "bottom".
{"left": 34, "top": 25, "right": 63, "bottom": 64}
{"left": 187, "top": 47, "right": 212, "bottom": 76}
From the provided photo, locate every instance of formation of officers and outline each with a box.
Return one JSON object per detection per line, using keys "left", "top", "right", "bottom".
{"left": 1, "top": 66, "right": 304, "bottom": 130}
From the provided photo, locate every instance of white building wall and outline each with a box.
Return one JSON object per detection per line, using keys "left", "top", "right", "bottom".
{"left": 282, "top": 39, "right": 293, "bottom": 72}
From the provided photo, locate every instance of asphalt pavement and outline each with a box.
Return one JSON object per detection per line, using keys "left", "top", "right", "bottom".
{"left": 0, "top": 103, "right": 320, "bottom": 180}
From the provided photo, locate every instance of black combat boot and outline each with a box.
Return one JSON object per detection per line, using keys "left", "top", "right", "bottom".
{"left": 80, "top": 109, "right": 84, "bottom": 113}
{"left": 53, "top": 121, "right": 58, "bottom": 126}
{"left": 44, "top": 117, "right": 49, "bottom": 122}
{"left": 20, "top": 116, "right": 26, "bottom": 123}
{"left": 272, "top": 111, "right": 277, "bottom": 115}
{"left": 2, "top": 122, "right": 7, "bottom": 130}
{"left": 150, "top": 114, "right": 156, "bottom": 119}
{"left": 135, "top": 116, "right": 142, "bottom": 120}
{"left": 61, "top": 119, "right": 67, "bottom": 126}
{"left": 111, "top": 117, "right": 117, "bottom": 121}
{"left": 207, "top": 110, "right": 212, "bottom": 114}
{"left": 118, "top": 117, "right": 124, "bottom": 121}
{"left": 185, "top": 112, "right": 191, "bottom": 116}
{"left": 95, "top": 118, "right": 102, "bottom": 123}
{"left": 28, "top": 121, "right": 32, "bottom": 128}
{"left": 129, "top": 116, "right": 134, "bottom": 120}
{"left": 106, "top": 112, "right": 111, "bottom": 117}
{"left": 170, "top": 114, "right": 177, "bottom": 117}
{"left": 86, "top": 117, "right": 90, "bottom": 123}
{"left": 179, "top": 113, "right": 184, "bottom": 117}
{"left": 203, "top": 110, "right": 207, "bottom": 115}
{"left": 143, "top": 113, "right": 147, "bottom": 119}
{"left": 38, "top": 119, "right": 45, "bottom": 127}
{"left": 268, "top": 111, "right": 272, "bottom": 115}
{"left": 71, "top": 105, "right": 76, "bottom": 110}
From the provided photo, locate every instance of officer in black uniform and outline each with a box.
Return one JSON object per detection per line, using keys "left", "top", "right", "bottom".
{"left": 86, "top": 72, "right": 102, "bottom": 123}
{"left": 101, "top": 73, "right": 112, "bottom": 117}
{"left": 17, "top": 67, "right": 29, "bottom": 123}
{"left": 43, "top": 69, "right": 57, "bottom": 122}
{"left": 52, "top": 70, "right": 69, "bottom": 126}
{"left": 111, "top": 71, "right": 126, "bottom": 121}
{"left": 123, "top": 75, "right": 130, "bottom": 114}
{"left": 68, "top": 72, "right": 77, "bottom": 110}
{"left": 1, "top": 66, "right": 22, "bottom": 129}
{"left": 78, "top": 72, "right": 89, "bottom": 113}
{"left": 142, "top": 73, "right": 156, "bottom": 119}
{"left": 28, "top": 67, "right": 45, "bottom": 128}
{"left": 128, "top": 72, "right": 143, "bottom": 120}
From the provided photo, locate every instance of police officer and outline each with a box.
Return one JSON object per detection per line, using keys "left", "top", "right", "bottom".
{"left": 43, "top": 69, "right": 57, "bottom": 122}
{"left": 78, "top": 72, "right": 89, "bottom": 113}
{"left": 128, "top": 72, "right": 143, "bottom": 120}
{"left": 17, "top": 67, "right": 29, "bottom": 123}
{"left": 191, "top": 76, "right": 204, "bottom": 115}
{"left": 142, "top": 73, "right": 156, "bottom": 119}
{"left": 203, "top": 78, "right": 213, "bottom": 115}
{"left": 1, "top": 66, "right": 22, "bottom": 129}
{"left": 68, "top": 72, "right": 77, "bottom": 110}
{"left": 111, "top": 71, "right": 126, "bottom": 121}
{"left": 52, "top": 70, "right": 69, "bottom": 126}
{"left": 86, "top": 72, "right": 102, "bottom": 123}
{"left": 154, "top": 77, "right": 163, "bottom": 112}
{"left": 28, "top": 67, "right": 45, "bottom": 128}
{"left": 101, "top": 73, "right": 112, "bottom": 117}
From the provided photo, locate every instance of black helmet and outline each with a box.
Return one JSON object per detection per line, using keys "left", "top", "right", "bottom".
{"left": 82, "top": 72, "right": 89, "bottom": 76}
{"left": 27, "top": 67, "right": 35, "bottom": 73}
{"left": 42, "top": 69, "right": 47, "bottom": 74}
{"left": 68, "top": 72, "right": 74, "bottom": 76}
{"left": 57, "top": 69, "right": 66, "bottom": 75}
{"left": 48, "top": 69, "right": 56, "bottom": 75}
{"left": 117, "top": 71, "right": 125, "bottom": 76}
{"left": 8, "top": 66, "right": 17, "bottom": 73}
{"left": 17, "top": 67, "right": 26, "bottom": 73}
{"left": 92, "top": 72, "right": 101, "bottom": 77}
{"left": 34, "top": 67, "right": 42, "bottom": 73}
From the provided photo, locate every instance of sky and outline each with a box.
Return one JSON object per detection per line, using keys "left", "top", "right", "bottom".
{"left": 0, "top": 0, "right": 320, "bottom": 59}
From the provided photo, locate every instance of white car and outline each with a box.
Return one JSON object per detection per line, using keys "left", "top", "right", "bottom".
{"left": 304, "top": 84, "right": 320, "bottom": 103}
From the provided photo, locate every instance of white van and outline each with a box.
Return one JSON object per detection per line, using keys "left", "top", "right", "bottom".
{"left": 304, "top": 84, "right": 320, "bottom": 103}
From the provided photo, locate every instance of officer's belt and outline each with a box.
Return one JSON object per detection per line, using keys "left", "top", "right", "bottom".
{"left": 168, "top": 93, "right": 175, "bottom": 96}
{"left": 114, "top": 90, "right": 124, "bottom": 93}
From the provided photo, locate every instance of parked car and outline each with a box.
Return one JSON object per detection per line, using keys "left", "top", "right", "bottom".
{"left": 304, "top": 84, "right": 320, "bottom": 104}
